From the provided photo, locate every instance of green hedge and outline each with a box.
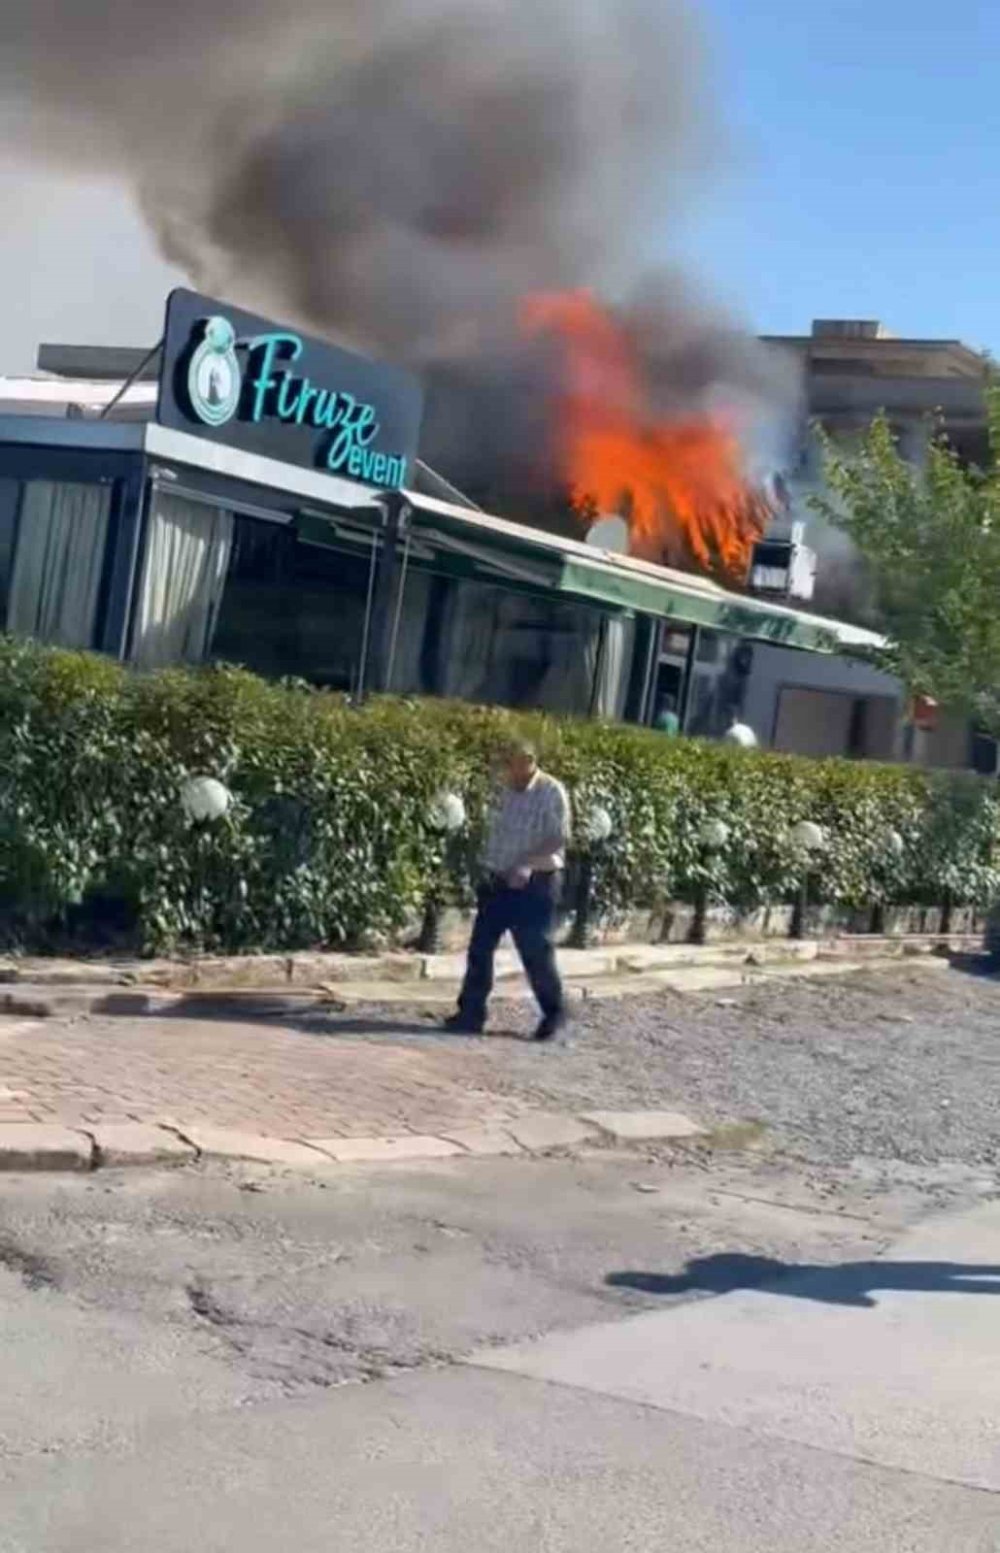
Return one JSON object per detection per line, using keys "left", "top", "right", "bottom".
{"left": 1, "top": 635, "right": 998, "bottom": 954}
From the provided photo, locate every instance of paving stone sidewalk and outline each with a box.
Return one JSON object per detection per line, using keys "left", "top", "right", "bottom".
{"left": 0, "top": 1008, "right": 711, "bottom": 1171}
{"left": 0, "top": 1016, "right": 531, "bottom": 1140}
{"left": 0, "top": 950, "right": 880, "bottom": 1145}
{"left": 0, "top": 956, "right": 988, "bottom": 1175}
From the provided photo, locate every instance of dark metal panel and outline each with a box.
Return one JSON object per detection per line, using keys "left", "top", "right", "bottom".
{"left": 358, "top": 493, "right": 406, "bottom": 698}
{"left": 677, "top": 626, "right": 700, "bottom": 734}
{"left": 37, "top": 344, "right": 161, "bottom": 381}
{"left": 98, "top": 463, "right": 149, "bottom": 659}
{"left": 0, "top": 444, "right": 141, "bottom": 485}
{"left": 0, "top": 416, "right": 144, "bottom": 452}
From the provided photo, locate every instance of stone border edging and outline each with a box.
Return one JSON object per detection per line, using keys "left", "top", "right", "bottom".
{"left": 0, "top": 932, "right": 980, "bottom": 999}
{"left": 0, "top": 941, "right": 958, "bottom": 1021}
{"left": 0, "top": 1111, "right": 708, "bottom": 1175}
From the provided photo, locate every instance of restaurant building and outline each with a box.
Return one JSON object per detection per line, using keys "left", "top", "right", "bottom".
{"left": 0, "top": 289, "right": 975, "bottom": 766}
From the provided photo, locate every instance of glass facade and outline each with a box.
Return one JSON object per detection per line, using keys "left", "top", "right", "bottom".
{"left": 156, "top": 505, "right": 633, "bottom": 715}
{"left": 210, "top": 514, "right": 376, "bottom": 691}
{"left": 433, "top": 582, "right": 617, "bottom": 716}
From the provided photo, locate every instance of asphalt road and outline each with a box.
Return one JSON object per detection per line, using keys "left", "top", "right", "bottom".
{"left": 0, "top": 1143, "right": 998, "bottom": 1549}
{"left": 7, "top": 1363, "right": 999, "bottom": 1553}
{"left": 2, "top": 965, "right": 1000, "bottom": 1549}
{"left": 0, "top": 1151, "right": 919, "bottom": 1411}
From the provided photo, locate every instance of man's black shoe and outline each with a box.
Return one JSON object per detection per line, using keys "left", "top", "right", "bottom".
{"left": 443, "top": 1013, "right": 484, "bottom": 1035}
{"left": 533, "top": 1012, "right": 568, "bottom": 1042}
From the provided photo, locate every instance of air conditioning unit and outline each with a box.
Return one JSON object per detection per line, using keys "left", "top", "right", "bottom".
{"left": 748, "top": 522, "right": 817, "bottom": 603}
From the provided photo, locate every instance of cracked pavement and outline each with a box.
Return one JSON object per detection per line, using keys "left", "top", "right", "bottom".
{"left": 1, "top": 965, "right": 999, "bottom": 1548}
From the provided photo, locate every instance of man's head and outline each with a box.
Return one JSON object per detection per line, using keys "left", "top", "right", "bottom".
{"left": 498, "top": 738, "right": 538, "bottom": 791}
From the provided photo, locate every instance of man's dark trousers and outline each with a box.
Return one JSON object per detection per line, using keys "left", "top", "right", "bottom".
{"left": 457, "top": 872, "right": 564, "bottom": 1028}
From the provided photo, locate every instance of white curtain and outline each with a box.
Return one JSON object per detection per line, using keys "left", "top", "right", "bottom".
{"left": 592, "top": 615, "right": 636, "bottom": 720}
{"left": 131, "top": 492, "right": 234, "bottom": 669}
{"left": 7, "top": 481, "right": 112, "bottom": 648}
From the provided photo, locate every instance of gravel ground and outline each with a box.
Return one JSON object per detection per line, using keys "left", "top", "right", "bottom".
{"left": 310, "top": 961, "right": 1000, "bottom": 1174}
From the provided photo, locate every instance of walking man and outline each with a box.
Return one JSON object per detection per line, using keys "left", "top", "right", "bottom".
{"left": 445, "top": 739, "right": 570, "bottom": 1041}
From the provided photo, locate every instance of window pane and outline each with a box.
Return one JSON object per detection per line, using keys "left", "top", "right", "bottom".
{"left": 211, "top": 517, "right": 375, "bottom": 690}
{"left": 440, "top": 581, "right": 614, "bottom": 717}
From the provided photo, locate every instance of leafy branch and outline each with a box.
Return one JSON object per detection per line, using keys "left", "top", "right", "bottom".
{"left": 812, "top": 387, "right": 1000, "bottom": 733}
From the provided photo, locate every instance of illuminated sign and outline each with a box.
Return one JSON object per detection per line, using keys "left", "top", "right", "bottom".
{"left": 157, "top": 289, "right": 423, "bottom": 492}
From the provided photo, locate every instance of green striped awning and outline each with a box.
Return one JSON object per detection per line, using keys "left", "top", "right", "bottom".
{"left": 405, "top": 496, "right": 877, "bottom": 655}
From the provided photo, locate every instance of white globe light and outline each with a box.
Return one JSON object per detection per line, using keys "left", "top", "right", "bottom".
{"left": 886, "top": 829, "right": 905, "bottom": 858}
{"left": 426, "top": 790, "right": 466, "bottom": 834}
{"left": 180, "top": 776, "right": 231, "bottom": 822}
{"left": 582, "top": 804, "right": 614, "bottom": 844}
{"left": 790, "top": 820, "right": 826, "bottom": 853}
{"left": 700, "top": 818, "right": 731, "bottom": 851}
{"left": 724, "top": 722, "right": 758, "bottom": 750}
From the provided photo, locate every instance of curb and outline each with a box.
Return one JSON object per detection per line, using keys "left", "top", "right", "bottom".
{"left": 0, "top": 1109, "right": 708, "bottom": 1176}
{"left": 0, "top": 933, "right": 979, "bottom": 1002}
{"left": 0, "top": 947, "right": 956, "bottom": 1022}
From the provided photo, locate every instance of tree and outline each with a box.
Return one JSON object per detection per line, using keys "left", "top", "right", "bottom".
{"left": 813, "top": 387, "right": 1000, "bottom": 734}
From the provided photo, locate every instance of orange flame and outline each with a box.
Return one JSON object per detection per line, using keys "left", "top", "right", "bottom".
{"left": 520, "top": 290, "right": 771, "bottom": 581}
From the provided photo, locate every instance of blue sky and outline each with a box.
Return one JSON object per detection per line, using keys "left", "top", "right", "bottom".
{"left": 677, "top": 0, "right": 998, "bottom": 348}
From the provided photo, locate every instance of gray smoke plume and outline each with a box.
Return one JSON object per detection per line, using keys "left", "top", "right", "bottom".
{"left": 796, "top": 489, "right": 877, "bottom": 624}
{"left": 0, "top": 0, "right": 797, "bottom": 507}
{"left": 0, "top": 0, "right": 709, "bottom": 352}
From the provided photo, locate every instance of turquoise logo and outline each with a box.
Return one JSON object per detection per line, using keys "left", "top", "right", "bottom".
{"left": 246, "top": 331, "right": 408, "bottom": 487}
{"left": 181, "top": 317, "right": 409, "bottom": 489}
{"left": 187, "top": 316, "right": 242, "bottom": 428}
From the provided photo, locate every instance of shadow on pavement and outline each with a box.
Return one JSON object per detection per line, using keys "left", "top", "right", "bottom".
{"left": 607, "top": 1254, "right": 1000, "bottom": 1309}
{"left": 92, "top": 991, "right": 531, "bottom": 1041}
{"left": 301, "top": 1015, "right": 523, "bottom": 1039}
{"left": 302, "top": 1016, "right": 449, "bottom": 1038}
{"left": 946, "top": 951, "right": 999, "bottom": 980}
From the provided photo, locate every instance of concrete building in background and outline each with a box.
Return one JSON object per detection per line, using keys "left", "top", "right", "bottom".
{"left": 766, "top": 317, "right": 989, "bottom": 470}
{"left": 761, "top": 320, "right": 989, "bottom": 620}
{"left": 748, "top": 320, "right": 995, "bottom": 771}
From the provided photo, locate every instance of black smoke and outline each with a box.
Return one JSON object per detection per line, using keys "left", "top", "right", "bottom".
{"left": 0, "top": 0, "right": 797, "bottom": 513}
